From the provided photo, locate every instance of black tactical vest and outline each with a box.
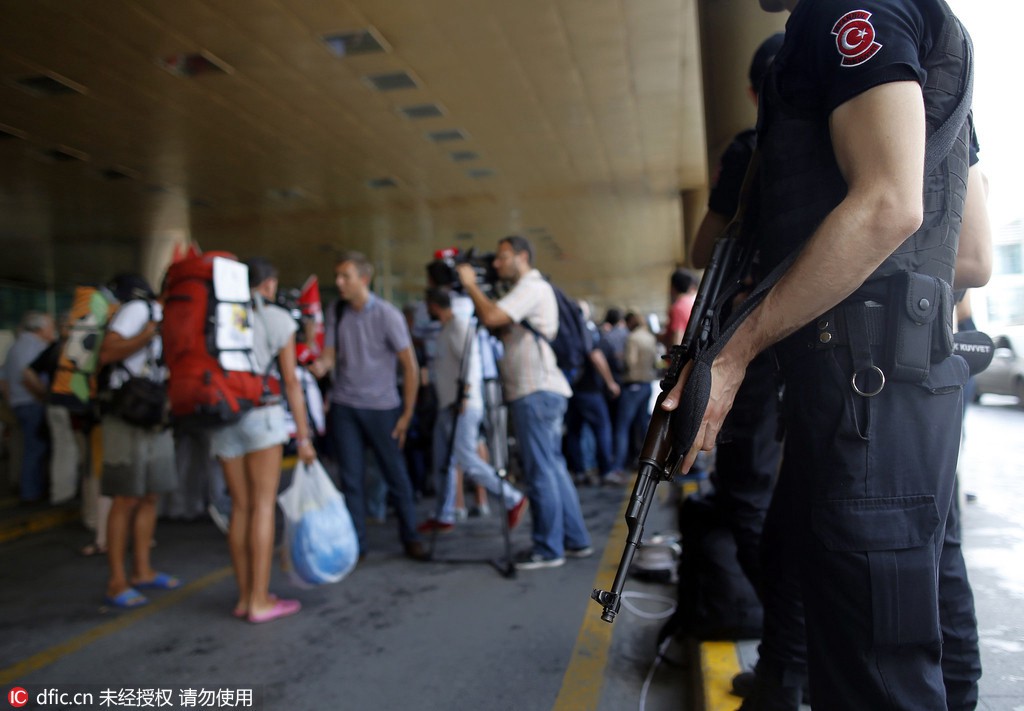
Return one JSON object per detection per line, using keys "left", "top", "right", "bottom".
{"left": 755, "top": 3, "right": 972, "bottom": 295}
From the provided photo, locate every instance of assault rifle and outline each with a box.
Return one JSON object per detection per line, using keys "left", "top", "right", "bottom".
{"left": 591, "top": 148, "right": 765, "bottom": 623}
{"left": 591, "top": 228, "right": 754, "bottom": 623}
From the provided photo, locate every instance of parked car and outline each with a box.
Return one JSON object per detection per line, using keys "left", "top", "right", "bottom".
{"left": 973, "top": 331, "right": 1024, "bottom": 405}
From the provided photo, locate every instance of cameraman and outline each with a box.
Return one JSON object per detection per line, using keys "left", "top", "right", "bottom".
{"left": 457, "top": 236, "right": 592, "bottom": 571}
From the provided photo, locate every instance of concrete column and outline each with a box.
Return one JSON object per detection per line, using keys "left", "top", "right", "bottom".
{"left": 680, "top": 187, "right": 710, "bottom": 267}
{"left": 141, "top": 228, "right": 191, "bottom": 292}
{"left": 696, "top": 0, "right": 785, "bottom": 171}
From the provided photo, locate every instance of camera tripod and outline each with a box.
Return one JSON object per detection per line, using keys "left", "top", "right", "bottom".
{"left": 426, "top": 315, "right": 518, "bottom": 579}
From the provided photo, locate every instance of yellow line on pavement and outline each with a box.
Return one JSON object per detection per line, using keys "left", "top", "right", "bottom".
{"left": 701, "top": 641, "right": 742, "bottom": 711}
{"left": 0, "top": 566, "right": 233, "bottom": 685}
{"left": 552, "top": 489, "right": 632, "bottom": 711}
{"left": 0, "top": 507, "right": 80, "bottom": 544}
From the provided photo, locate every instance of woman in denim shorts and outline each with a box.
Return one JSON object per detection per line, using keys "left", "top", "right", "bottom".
{"left": 210, "top": 258, "right": 317, "bottom": 623}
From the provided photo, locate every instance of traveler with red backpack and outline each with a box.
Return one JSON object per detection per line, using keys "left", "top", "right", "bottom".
{"left": 207, "top": 258, "right": 317, "bottom": 623}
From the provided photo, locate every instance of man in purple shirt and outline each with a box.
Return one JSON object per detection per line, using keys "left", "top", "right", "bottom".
{"left": 311, "top": 251, "right": 427, "bottom": 561}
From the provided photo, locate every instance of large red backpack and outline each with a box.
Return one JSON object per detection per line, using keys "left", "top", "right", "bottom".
{"left": 162, "top": 251, "right": 277, "bottom": 427}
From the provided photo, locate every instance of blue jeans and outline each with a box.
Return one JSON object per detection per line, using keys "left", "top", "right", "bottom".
{"left": 363, "top": 446, "right": 388, "bottom": 521}
{"left": 565, "top": 390, "right": 615, "bottom": 477}
{"left": 614, "top": 382, "right": 652, "bottom": 471}
{"left": 14, "top": 403, "right": 48, "bottom": 501}
{"left": 508, "top": 391, "right": 590, "bottom": 559}
{"left": 328, "top": 405, "right": 420, "bottom": 553}
{"left": 433, "top": 405, "right": 519, "bottom": 523}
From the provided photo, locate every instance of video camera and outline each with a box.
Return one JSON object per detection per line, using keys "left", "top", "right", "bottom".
{"left": 426, "top": 247, "right": 499, "bottom": 296}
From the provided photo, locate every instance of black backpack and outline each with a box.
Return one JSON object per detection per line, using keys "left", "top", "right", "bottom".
{"left": 660, "top": 493, "right": 763, "bottom": 642}
{"left": 524, "top": 281, "right": 590, "bottom": 385}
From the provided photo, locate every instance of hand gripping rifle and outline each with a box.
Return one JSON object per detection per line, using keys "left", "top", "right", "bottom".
{"left": 592, "top": 155, "right": 766, "bottom": 624}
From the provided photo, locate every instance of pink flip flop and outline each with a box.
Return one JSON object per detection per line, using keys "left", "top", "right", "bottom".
{"left": 232, "top": 594, "right": 278, "bottom": 619}
{"left": 247, "top": 598, "right": 301, "bottom": 624}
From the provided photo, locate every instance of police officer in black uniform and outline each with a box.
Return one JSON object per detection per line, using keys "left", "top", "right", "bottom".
{"left": 663, "top": 0, "right": 990, "bottom": 708}
{"left": 686, "top": 35, "right": 803, "bottom": 703}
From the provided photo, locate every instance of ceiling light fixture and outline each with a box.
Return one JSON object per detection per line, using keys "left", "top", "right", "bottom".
{"left": 367, "top": 177, "right": 399, "bottom": 189}
{"left": 449, "top": 150, "right": 479, "bottom": 162}
{"left": 159, "top": 52, "right": 232, "bottom": 78}
{"left": 364, "top": 71, "right": 418, "bottom": 91}
{"left": 13, "top": 73, "right": 85, "bottom": 97}
{"left": 322, "top": 28, "right": 389, "bottom": 57}
{"left": 0, "top": 124, "right": 26, "bottom": 140}
{"left": 267, "top": 187, "right": 307, "bottom": 201}
{"left": 46, "top": 146, "right": 88, "bottom": 162}
{"left": 427, "top": 129, "right": 468, "bottom": 143}
{"left": 100, "top": 167, "right": 139, "bottom": 181}
{"left": 399, "top": 103, "right": 445, "bottom": 119}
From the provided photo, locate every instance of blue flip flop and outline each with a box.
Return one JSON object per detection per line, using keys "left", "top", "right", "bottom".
{"left": 133, "top": 572, "right": 182, "bottom": 590}
{"left": 105, "top": 588, "right": 148, "bottom": 609}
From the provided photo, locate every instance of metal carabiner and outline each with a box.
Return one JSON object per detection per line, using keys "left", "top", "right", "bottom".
{"left": 850, "top": 365, "right": 885, "bottom": 397}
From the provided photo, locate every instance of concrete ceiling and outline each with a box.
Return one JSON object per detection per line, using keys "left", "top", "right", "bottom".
{"left": 0, "top": 0, "right": 783, "bottom": 316}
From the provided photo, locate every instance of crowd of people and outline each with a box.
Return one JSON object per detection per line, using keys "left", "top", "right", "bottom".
{"left": 0, "top": 239, "right": 679, "bottom": 613}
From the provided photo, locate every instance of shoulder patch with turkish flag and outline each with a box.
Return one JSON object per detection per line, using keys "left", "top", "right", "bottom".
{"left": 831, "top": 10, "right": 883, "bottom": 67}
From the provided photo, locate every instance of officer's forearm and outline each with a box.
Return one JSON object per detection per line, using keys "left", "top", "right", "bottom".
{"left": 736, "top": 192, "right": 919, "bottom": 363}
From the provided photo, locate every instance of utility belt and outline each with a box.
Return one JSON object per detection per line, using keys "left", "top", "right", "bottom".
{"left": 776, "top": 272, "right": 955, "bottom": 396}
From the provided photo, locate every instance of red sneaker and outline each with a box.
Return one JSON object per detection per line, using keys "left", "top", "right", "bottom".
{"left": 416, "top": 519, "right": 455, "bottom": 534}
{"left": 506, "top": 498, "right": 529, "bottom": 530}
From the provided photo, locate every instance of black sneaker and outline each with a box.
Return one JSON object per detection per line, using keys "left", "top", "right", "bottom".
{"left": 731, "top": 670, "right": 755, "bottom": 698}
{"left": 513, "top": 550, "right": 565, "bottom": 570}
{"left": 404, "top": 541, "right": 431, "bottom": 562}
{"left": 733, "top": 669, "right": 811, "bottom": 705}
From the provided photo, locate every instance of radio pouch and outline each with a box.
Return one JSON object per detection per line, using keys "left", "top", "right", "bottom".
{"left": 885, "top": 272, "right": 952, "bottom": 383}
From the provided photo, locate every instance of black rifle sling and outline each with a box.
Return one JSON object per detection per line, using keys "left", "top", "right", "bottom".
{"left": 924, "top": 17, "right": 973, "bottom": 177}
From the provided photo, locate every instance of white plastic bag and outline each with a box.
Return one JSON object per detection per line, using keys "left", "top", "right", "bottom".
{"left": 277, "top": 459, "right": 358, "bottom": 585}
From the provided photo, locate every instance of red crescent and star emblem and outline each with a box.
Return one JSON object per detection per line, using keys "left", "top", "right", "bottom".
{"left": 831, "top": 10, "right": 882, "bottom": 67}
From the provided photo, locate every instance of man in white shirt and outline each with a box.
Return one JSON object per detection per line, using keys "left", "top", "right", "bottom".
{"left": 457, "top": 236, "right": 592, "bottom": 570}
